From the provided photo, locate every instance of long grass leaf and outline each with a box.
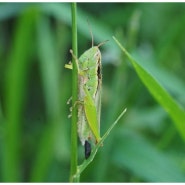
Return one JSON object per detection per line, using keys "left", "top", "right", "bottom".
{"left": 113, "top": 36, "right": 185, "bottom": 141}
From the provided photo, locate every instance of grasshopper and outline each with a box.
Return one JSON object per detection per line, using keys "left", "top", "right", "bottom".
{"left": 65, "top": 28, "right": 107, "bottom": 159}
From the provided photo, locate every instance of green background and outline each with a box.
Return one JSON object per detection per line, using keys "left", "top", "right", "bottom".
{"left": 0, "top": 2, "right": 185, "bottom": 182}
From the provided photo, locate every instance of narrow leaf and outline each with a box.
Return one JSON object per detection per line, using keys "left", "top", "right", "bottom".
{"left": 113, "top": 36, "right": 185, "bottom": 141}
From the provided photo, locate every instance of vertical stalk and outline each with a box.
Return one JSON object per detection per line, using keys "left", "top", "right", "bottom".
{"left": 69, "top": 2, "right": 79, "bottom": 182}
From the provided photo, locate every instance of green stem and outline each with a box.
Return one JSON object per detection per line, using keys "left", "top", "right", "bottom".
{"left": 70, "top": 2, "right": 79, "bottom": 182}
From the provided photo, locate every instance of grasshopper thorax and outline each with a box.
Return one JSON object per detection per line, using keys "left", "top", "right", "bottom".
{"left": 78, "top": 46, "right": 101, "bottom": 99}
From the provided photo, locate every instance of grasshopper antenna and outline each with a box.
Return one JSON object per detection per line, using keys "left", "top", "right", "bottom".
{"left": 97, "top": 40, "right": 109, "bottom": 48}
{"left": 87, "top": 19, "right": 94, "bottom": 47}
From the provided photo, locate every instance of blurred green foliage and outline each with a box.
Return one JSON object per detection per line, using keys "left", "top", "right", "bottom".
{"left": 0, "top": 2, "right": 185, "bottom": 182}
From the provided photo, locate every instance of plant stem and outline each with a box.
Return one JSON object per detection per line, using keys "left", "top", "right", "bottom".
{"left": 69, "top": 2, "right": 79, "bottom": 182}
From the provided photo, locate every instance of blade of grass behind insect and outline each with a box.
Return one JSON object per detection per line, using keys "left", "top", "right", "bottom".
{"left": 2, "top": 8, "right": 37, "bottom": 182}
{"left": 113, "top": 36, "right": 185, "bottom": 142}
{"left": 30, "top": 14, "right": 62, "bottom": 182}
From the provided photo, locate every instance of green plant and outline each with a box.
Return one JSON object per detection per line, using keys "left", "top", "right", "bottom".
{"left": 0, "top": 3, "right": 185, "bottom": 182}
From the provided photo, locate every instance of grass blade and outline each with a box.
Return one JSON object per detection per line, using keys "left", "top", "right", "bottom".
{"left": 113, "top": 36, "right": 185, "bottom": 141}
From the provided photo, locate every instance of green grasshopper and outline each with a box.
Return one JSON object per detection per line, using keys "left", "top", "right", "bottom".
{"left": 65, "top": 29, "right": 107, "bottom": 159}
